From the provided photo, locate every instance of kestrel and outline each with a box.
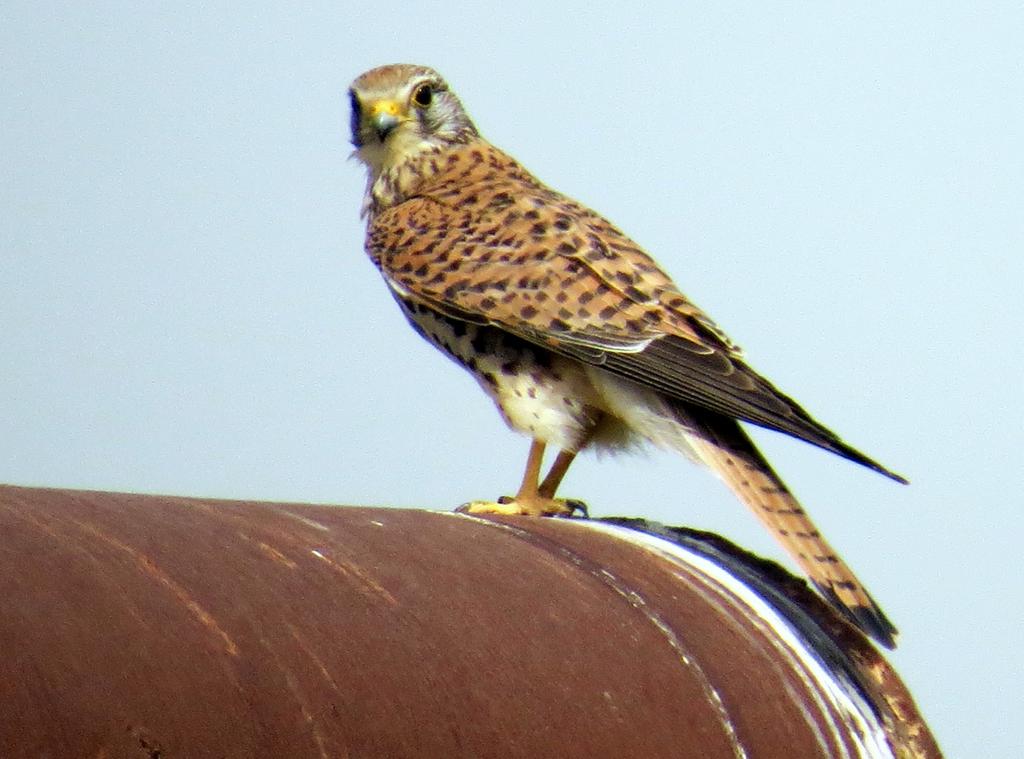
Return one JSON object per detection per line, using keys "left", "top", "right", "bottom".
{"left": 349, "top": 64, "right": 906, "bottom": 648}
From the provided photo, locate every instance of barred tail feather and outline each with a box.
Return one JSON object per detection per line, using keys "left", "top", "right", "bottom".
{"left": 586, "top": 370, "right": 897, "bottom": 647}
{"left": 680, "top": 409, "right": 898, "bottom": 649}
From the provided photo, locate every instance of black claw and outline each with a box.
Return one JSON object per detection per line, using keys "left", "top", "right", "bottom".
{"left": 564, "top": 499, "right": 589, "bottom": 518}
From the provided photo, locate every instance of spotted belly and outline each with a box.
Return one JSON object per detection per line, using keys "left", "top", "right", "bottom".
{"left": 398, "top": 299, "right": 604, "bottom": 452}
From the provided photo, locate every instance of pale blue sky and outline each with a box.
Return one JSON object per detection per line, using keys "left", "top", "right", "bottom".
{"left": 2, "top": 3, "right": 1021, "bottom": 756}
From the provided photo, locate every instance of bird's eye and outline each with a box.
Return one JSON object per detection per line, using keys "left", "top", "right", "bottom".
{"left": 412, "top": 83, "right": 433, "bottom": 108}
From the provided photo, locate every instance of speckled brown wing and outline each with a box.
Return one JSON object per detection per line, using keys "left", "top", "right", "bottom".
{"left": 366, "top": 141, "right": 905, "bottom": 482}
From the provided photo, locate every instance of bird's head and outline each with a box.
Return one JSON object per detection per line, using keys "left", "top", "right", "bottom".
{"left": 349, "top": 64, "right": 478, "bottom": 177}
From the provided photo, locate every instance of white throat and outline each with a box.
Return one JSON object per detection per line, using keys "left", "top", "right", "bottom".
{"left": 355, "top": 131, "right": 446, "bottom": 218}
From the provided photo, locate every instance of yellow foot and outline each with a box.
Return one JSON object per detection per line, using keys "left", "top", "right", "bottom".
{"left": 456, "top": 495, "right": 588, "bottom": 518}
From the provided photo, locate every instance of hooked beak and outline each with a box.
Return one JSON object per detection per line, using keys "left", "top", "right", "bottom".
{"left": 369, "top": 100, "right": 403, "bottom": 142}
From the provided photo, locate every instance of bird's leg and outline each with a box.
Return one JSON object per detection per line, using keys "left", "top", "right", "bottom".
{"left": 514, "top": 439, "right": 547, "bottom": 499}
{"left": 457, "top": 440, "right": 584, "bottom": 517}
{"left": 537, "top": 449, "right": 577, "bottom": 498}
{"left": 538, "top": 448, "right": 588, "bottom": 517}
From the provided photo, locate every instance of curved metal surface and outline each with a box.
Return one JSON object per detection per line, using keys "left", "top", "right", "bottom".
{"left": 0, "top": 485, "right": 939, "bottom": 758}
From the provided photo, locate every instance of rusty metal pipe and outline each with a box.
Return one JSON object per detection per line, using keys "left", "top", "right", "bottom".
{"left": 0, "top": 485, "right": 939, "bottom": 758}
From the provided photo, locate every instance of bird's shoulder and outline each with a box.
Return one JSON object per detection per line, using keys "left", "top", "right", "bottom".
{"left": 366, "top": 140, "right": 739, "bottom": 356}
